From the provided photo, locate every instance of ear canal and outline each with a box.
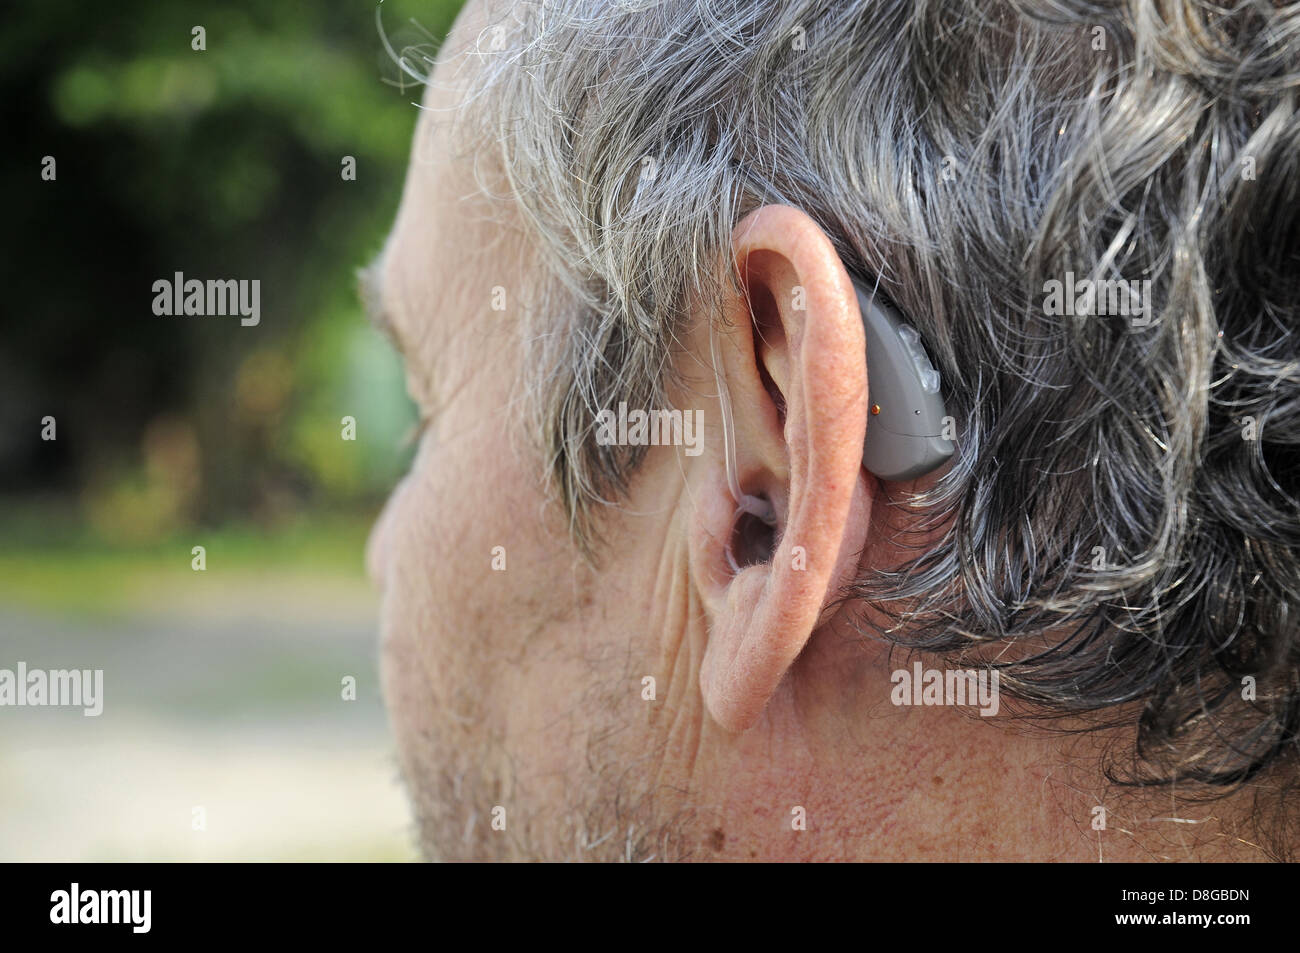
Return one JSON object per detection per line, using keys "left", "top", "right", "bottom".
{"left": 725, "top": 494, "right": 778, "bottom": 573}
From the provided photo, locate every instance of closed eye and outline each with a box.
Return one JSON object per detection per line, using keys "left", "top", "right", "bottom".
{"left": 401, "top": 412, "right": 433, "bottom": 450}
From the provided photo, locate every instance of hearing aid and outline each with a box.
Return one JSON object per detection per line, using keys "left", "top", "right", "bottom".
{"left": 716, "top": 277, "right": 955, "bottom": 571}
{"left": 854, "top": 280, "right": 955, "bottom": 481}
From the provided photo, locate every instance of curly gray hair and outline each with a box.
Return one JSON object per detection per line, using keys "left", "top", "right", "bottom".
{"left": 418, "top": 0, "right": 1300, "bottom": 851}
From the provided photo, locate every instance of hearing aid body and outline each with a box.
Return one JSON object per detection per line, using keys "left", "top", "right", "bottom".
{"left": 854, "top": 281, "right": 955, "bottom": 481}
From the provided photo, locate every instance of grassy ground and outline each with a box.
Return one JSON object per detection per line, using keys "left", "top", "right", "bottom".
{"left": 0, "top": 510, "right": 418, "bottom": 861}
{"left": 0, "top": 510, "right": 373, "bottom": 615}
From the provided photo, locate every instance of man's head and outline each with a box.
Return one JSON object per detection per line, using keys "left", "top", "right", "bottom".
{"left": 365, "top": 0, "right": 1300, "bottom": 860}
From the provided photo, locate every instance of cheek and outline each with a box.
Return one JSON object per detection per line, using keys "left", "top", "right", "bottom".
{"left": 377, "top": 408, "right": 557, "bottom": 737}
{"left": 380, "top": 435, "right": 497, "bottom": 670}
{"left": 377, "top": 428, "right": 511, "bottom": 829}
{"left": 366, "top": 474, "right": 410, "bottom": 587}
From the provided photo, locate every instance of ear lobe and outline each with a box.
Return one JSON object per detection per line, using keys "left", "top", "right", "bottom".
{"left": 694, "top": 205, "right": 873, "bottom": 732}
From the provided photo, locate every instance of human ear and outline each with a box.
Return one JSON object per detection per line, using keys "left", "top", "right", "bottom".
{"left": 689, "top": 205, "right": 874, "bottom": 732}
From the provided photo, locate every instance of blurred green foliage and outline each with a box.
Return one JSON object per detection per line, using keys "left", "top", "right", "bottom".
{"left": 1, "top": 0, "right": 465, "bottom": 543}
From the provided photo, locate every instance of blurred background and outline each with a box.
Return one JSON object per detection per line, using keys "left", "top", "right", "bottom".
{"left": 0, "top": 0, "right": 467, "bottom": 860}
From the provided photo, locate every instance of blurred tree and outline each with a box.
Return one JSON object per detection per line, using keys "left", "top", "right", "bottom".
{"left": 0, "top": 0, "right": 464, "bottom": 536}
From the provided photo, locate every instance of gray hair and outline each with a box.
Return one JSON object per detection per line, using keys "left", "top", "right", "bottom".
{"left": 424, "top": 0, "right": 1300, "bottom": 851}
